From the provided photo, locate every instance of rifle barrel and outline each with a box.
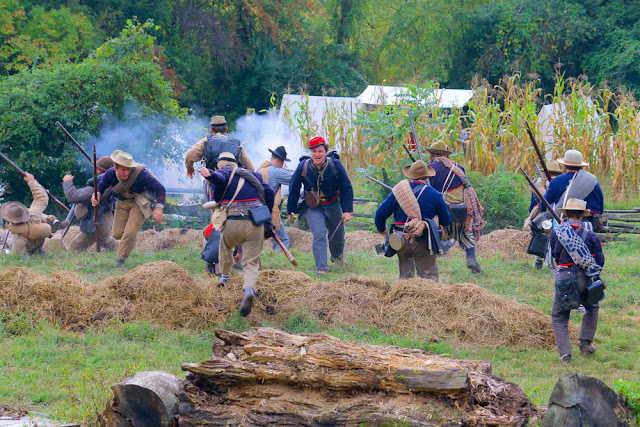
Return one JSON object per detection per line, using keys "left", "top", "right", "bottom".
{"left": 365, "top": 174, "right": 393, "bottom": 191}
{"left": 525, "top": 121, "right": 551, "bottom": 181}
{"left": 408, "top": 111, "right": 424, "bottom": 162}
{"left": 55, "top": 121, "right": 93, "bottom": 163}
{"left": 0, "top": 152, "right": 70, "bottom": 213}
{"left": 519, "top": 167, "right": 560, "bottom": 223}
{"left": 402, "top": 144, "right": 416, "bottom": 162}
{"left": 93, "top": 144, "right": 101, "bottom": 253}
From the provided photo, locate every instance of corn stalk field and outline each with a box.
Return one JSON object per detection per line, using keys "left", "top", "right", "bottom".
{"left": 280, "top": 74, "right": 640, "bottom": 201}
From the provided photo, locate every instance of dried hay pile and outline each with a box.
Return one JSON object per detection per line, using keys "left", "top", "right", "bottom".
{"left": 135, "top": 228, "right": 202, "bottom": 251}
{"left": 382, "top": 279, "right": 565, "bottom": 348}
{"left": 0, "top": 262, "right": 573, "bottom": 348}
{"left": 273, "top": 227, "right": 382, "bottom": 253}
{"left": 476, "top": 229, "right": 531, "bottom": 259}
{"left": 285, "top": 227, "right": 313, "bottom": 252}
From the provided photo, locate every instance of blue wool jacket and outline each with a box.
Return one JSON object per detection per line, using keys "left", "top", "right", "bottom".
{"left": 540, "top": 171, "right": 604, "bottom": 214}
{"left": 375, "top": 182, "right": 452, "bottom": 233}
{"left": 206, "top": 168, "right": 275, "bottom": 211}
{"left": 98, "top": 167, "right": 166, "bottom": 205}
{"left": 549, "top": 220, "right": 605, "bottom": 267}
{"left": 287, "top": 158, "right": 354, "bottom": 214}
{"left": 428, "top": 161, "right": 465, "bottom": 193}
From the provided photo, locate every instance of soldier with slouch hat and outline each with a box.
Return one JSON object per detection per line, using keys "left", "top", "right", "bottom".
{"left": 61, "top": 156, "right": 118, "bottom": 252}
{"left": 91, "top": 150, "right": 165, "bottom": 269}
{"left": 199, "top": 152, "right": 274, "bottom": 317}
{"left": 257, "top": 145, "right": 293, "bottom": 251}
{"left": 375, "top": 161, "right": 451, "bottom": 280}
{"left": 287, "top": 136, "right": 354, "bottom": 274}
{"left": 427, "top": 140, "right": 485, "bottom": 273}
{"left": 1, "top": 172, "right": 68, "bottom": 254}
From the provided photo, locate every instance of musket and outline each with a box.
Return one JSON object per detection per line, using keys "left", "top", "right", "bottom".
{"left": 365, "top": 174, "right": 393, "bottom": 192}
{"left": 534, "top": 162, "right": 545, "bottom": 180}
{"left": 0, "top": 152, "right": 70, "bottom": 213}
{"left": 402, "top": 144, "right": 416, "bottom": 162}
{"left": 408, "top": 111, "right": 424, "bottom": 162}
{"left": 60, "top": 205, "right": 76, "bottom": 240}
{"left": 519, "top": 167, "right": 561, "bottom": 223}
{"left": 525, "top": 121, "right": 551, "bottom": 181}
{"left": 92, "top": 144, "right": 101, "bottom": 253}
{"left": 272, "top": 234, "right": 297, "bottom": 266}
{"left": 55, "top": 121, "right": 92, "bottom": 163}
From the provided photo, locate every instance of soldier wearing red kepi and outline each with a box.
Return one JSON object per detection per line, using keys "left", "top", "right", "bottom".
{"left": 287, "top": 136, "right": 354, "bottom": 274}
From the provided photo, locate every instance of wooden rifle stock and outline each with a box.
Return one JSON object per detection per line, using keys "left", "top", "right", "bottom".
{"left": 272, "top": 233, "right": 297, "bottom": 266}
{"left": 525, "top": 121, "right": 551, "bottom": 181}
{"left": 0, "top": 152, "right": 70, "bottom": 213}
{"left": 93, "top": 144, "right": 101, "bottom": 253}
{"left": 518, "top": 167, "right": 561, "bottom": 223}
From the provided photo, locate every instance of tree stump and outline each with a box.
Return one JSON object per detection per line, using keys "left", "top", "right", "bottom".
{"left": 103, "top": 371, "right": 182, "bottom": 427}
{"left": 542, "top": 372, "right": 629, "bottom": 427}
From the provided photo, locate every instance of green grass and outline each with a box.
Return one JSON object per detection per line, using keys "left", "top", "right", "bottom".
{"left": 1, "top": 235, "right": 640, "bottom": 424}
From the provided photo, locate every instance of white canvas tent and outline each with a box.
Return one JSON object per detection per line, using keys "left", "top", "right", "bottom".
{"left": 356, "top": 85, "right": 474, "bottom": 108}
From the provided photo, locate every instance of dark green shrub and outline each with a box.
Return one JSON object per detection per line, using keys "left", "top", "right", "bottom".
{"left": 468, "top": 167, "right": 530, "bottom": 232}
{"left": 615, "top": 380, "right": 640, "bottom": 423}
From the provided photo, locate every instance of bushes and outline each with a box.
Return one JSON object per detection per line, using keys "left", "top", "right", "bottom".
{"left": 468, "top": 168, "right": 530, "bottom": 232}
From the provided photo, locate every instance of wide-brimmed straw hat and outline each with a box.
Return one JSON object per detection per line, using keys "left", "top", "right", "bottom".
{"left": 403, "top": 161, "right": 436, "bottom": 180}
{"left": 96, "top": 156, "right": 115, "bottom": 172}
{"left": 426, "top": 140, "right": 452, "bottom": 155}
{"left": 547, "top": 160, "right": 564, "bottom": 175}
{"left": 1, "top": 202, "right": 30, "bottom": 224}
{"left": 210, "top": 115, "right": 227, "bottom": 126}
{"left": 557, "top": 198, "right": 591, "bottom": 216}
{"left": 557, "top": 149, "right": 588, "bottom": 168}
{"left": 110, "top": 150, "right": 137, "bottom": 168}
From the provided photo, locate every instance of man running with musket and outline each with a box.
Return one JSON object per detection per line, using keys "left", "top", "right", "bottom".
{"left": 375, "top": 161, "right": 451, "bottom": 280}
{"left": 539, "top": 149, "right": 604, "bottom": 231}
{"left": 62, "top": 156, "right": 118, "bottom": 252}
{"left": 91, "top": 150, "right": 165, "bottom": 269}
{"left": 287, "top": 136, "right": 353, "bottom": 274}
{"left": 426, "top": 140, "right": 485, "bottom": 273}
{"left": 199, "top": 152, "right": 274, "bottom": 316}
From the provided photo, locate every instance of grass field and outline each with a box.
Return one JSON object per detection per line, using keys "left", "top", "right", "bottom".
{"left": 1, "top": 231, "right": 640, "bottom": 425}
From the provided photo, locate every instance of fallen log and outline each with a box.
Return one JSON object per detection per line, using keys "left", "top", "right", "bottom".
{"left": 177, "top": 327, "right": 541, "bottom": 426}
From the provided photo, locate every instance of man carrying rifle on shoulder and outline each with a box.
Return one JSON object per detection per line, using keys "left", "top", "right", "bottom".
{"left": 61, "top": 156, "right": 119, "bottom": 252}
{"left": 426, "top": 140, "right": 485, "bottom": 273}
{"left": 539, "top": 149, "right": 604, "bottom": 232}
{"left": 1, "top": 172, "right": 68, "bottom": 254}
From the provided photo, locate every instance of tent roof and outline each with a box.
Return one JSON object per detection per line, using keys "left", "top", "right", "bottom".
{"left": 356, "top": 86, "right": 474, "bottom": 108}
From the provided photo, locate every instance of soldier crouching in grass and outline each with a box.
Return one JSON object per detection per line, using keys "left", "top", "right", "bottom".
{"left": 91, "top": 150, "right": 165, "bottom": 270}
{"left": 199, "top": 152, "right": 274, "bottom": 317}
{"left": 62, "top": 156, "right": 119, "bottom": 252}
{"left": 374, "top": 161, "right": 451, "bottom": 281}
{"left": 549, "top": 198, "right": 605, "bottom": 363}
{"left": 1, "top": 172, "right": 68, "bottom": 255}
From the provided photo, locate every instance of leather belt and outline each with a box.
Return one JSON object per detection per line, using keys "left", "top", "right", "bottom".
{"left": 227, "top": 215, "right": 251, "bottom": 221}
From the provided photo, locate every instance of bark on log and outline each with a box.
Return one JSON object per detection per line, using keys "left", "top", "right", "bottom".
{"left": 177, "top": 327, "right": 541, "bottom": 426}
{"left": 103, "top": 371, "right": 182, "bottom": 427}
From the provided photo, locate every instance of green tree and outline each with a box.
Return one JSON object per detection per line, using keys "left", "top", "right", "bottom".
{"left": 0, "top": 20, "right": 185, "bottom": 211}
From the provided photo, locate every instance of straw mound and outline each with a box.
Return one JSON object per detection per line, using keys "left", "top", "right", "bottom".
{"left": 383, "top": 279, "right": 565, "bottom": 348}
{"left": 476, "top": 229, "right": 531, "bottom": 259}
{"left": 0, "top": 262, "right": 575, "bottom": 348}
{"left": 286, "top": 227, "right": 313, "bottom": 252}
{"left": 135, "top": 228, "right": 202, "bottom": 251}
{"left": 278, "top": 227, "right": 383, "bottom": 253}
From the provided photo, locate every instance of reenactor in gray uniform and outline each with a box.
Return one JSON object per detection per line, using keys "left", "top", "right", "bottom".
{"left": 258, "top": 146, "right": 293, "bottom": 250}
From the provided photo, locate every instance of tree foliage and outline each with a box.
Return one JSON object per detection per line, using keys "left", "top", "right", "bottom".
{"left": 0, "top": 20, "right": 184, "bottom": 210}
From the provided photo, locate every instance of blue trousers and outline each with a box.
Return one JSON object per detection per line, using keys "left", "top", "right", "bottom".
{"left": 271, "top": 224, "right": 290, "bottom": 252}
{"left": 305, "top": 200, "right": 345, "bottom": 271}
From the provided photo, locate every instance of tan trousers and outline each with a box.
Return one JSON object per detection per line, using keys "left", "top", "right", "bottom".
{"left": 70, "top": 213, "right": 118, "bottom": 252}
{"left": 11, "top": 235, "right": 47, "bottom": 255}
{"left": 220, "top": 219, "right": 264, "bottom": 291}
{"left": 112, "top": 199, "right": 146, "bottom": 260}
{"left": 396, "top": 238, "right": 439, "bottom": 281}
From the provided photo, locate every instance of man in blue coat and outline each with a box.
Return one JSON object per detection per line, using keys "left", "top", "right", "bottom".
{"left": 375, "top": 161, "right": 451, "bottom": 280}
{"left": 540, "top": 149, "right": 604, "bottom": 231}
{"left": 287, "top": 136, "right": 354, "bottom": 274}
